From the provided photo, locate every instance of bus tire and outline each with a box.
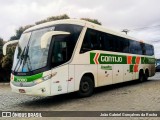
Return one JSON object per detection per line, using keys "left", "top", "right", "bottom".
{"left": 139, "top": 71, "right": 145, "bottom": 82}
{"left": 144, "top": 70, "right": 149, "bottom": 81}
{"left": 77, "top": 76, "right": 94, "bottom": 97}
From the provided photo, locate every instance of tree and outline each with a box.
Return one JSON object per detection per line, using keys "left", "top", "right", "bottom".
{"left": 81, "top": 18, "right": 102, "bottom": 25}
{"left": 35, "top": 14, "right": 70, "bottom": 25}
{"left": 0, "top": 37, "right": 3, "bottom": 56}
{"left": 1, "top": 44, "right": 16, "bottom": 70}
{"left": 35, "top": 19, "right": 48, "bottom": 25}
{"left": 0, "top": 37, "right": 3, "bottom": 46}
{"left": 10, "top": 25, "right": 34, "bottom": 40}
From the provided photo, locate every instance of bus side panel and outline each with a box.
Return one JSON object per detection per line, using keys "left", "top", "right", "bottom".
{"left": 113, "top": 64, "right": 123, "bottom": 84}
{"left": 51, "top": 65, "right": 68, "bottom": 96}
{"left": 68, "top": 65, "right": 75, "bottom": 93}
{"left": 123, "top": 64, "right": 133, "bottom": 81}
{"left": 97, "top": 64, "right": 113, "bottom": 86}
{"left": 150, "top": 64, "right": 155, "bottom": 76}
{"left": 74, "top": 65, "right": 97, "bottom": 91}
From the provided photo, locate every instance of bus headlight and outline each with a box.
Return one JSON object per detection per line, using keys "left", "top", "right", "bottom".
{"left": 34, "top": 72, "right": 57, "bottom": 84}
{"left": 42, "top": 72, "right": 57, "bottom": 80}
{"left": 34, "top": 75, "right": 51, "bottom": 84}
{"left": 42, "top": 74, "right": 52, "bottom": 81}
{"left": 34, "top": 79, "right": 43, "bottom": 84}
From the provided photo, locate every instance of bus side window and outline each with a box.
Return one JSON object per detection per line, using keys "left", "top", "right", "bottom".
{"left": 104, "top": 34, "right": 115, "bottom": 52}
{"left": 80, "top": 29, "right": 100, "bottom": 53}
{"left": 80, "top": 30, "right": 91, "bottom": 53}
{"left": 123, "top": 39, "right": 129, "bottom": 53}
{"left": 140, "top": 43, "right": 146, "bottom": 55}
{"left": 151, "top": 45, "right": 154, "bottom": 56}
{"left": 89, "top": 30, "right": 100, "bottom": 49}
{"left": 129, "top": 40, "right": 137, "bottom": 54}
{"left": 146, "top": 44, "right": 154, "bottom": 56}
{"left": 115, "top": 36, "right": 124, "bottom": 52}
{"left": 136, "top": 41, "right": 142, "bottom": 55}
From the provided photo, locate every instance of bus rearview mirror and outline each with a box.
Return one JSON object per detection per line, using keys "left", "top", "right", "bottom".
{"left": 3, "top": 40, "right": 19, "bottom": 55}
{"left": 41, "top": 31, "right": 70, "bottom": 49}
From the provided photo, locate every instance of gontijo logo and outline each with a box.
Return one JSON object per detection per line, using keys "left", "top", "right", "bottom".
{"left": 90, "top": 52, "right": 126, "bottom": 64}
{"left": 101, "top": 56, "right": 122, "bottom": 63}
{"left": 90, "top": 52, "right": 155, "bottom": 72}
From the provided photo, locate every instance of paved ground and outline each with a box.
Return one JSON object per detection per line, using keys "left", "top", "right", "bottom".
{"left": 1, "top": 72, "right": 160, "bottom": 120}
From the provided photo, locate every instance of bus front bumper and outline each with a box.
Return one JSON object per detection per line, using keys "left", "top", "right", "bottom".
{"left": 10, "top": 80, "right": 51, "bottom": 96}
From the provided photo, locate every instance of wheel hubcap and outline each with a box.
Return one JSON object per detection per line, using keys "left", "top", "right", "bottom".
{"left": 81, "top": 81, "right": 89, "bottom": 92}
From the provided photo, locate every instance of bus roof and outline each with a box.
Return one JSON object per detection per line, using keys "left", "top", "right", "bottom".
{"left": 24, "top": 19, "right": 152, "bottom": 45}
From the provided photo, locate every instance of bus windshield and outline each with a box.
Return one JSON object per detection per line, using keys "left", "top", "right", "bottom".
{"left": 12, "top": 24, "right": 83, "bottom": 73}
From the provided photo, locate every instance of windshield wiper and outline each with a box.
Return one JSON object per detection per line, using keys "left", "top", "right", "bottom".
{"left": 21, "top": 45, "right": 32, "bottom": 72}
{"left": 13, "top": 46, "right": 26, "bottom": 72}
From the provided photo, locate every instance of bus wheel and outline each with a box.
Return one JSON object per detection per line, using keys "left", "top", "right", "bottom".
{"left": 78, "top": 76, "right": 94, "bottom": 97}
{"left": 139, "top": 71, "right": 145, "bottom": 82}
{"left": 144, "top": 71, "right": 149, "bottom": 81}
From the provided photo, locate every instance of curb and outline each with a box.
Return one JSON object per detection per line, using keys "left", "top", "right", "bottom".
{"left": 0, "top": 83, "right": 10, "bottom": 85}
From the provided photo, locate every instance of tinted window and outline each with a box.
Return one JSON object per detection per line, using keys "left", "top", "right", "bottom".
{"left": 128, "top": 40, "right": 143, "bottom": 55}
{"left": 103, "top": 34, "right": 115, "bottom": 51}
{"left": 80, "top": 28, "right": 154, "bottom": 56}
{"left": 122, "top": 39, "right": 129, "bottom": 53}
{"left": 114, "top": 36, "right": 122, "bottom": 52}
{"left": 139, "top": 42, "right": 145, "bottom": 55}
{"left": 136, "top": 41, "right": 142, "bottom": 55}
{"left": 115, "top": 36, "right": 128, "bottom": 53}
{"left": 145, "top": 44, "right": 154, "bottom": 56}
{"left": 129, "top": 40, "right": 137, "bottom": 54}
{"left": 80, "top": 29, "right": 101, "bottom": 53}
{"left": 50, "top": 24, "right": 83, "bottom": 68}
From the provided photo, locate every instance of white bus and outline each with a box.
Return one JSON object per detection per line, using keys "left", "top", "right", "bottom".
{"left": 4, "top": 19, "right": 155, "bottom": 97}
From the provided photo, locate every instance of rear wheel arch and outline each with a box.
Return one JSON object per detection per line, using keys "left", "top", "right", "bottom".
{"left": 82, "top": 73, "right": 95, "bottom": 86}
{"left": 77, "top": 73, "right": 95, "bottom": 97}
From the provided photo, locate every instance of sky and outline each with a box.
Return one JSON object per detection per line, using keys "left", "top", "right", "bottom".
{"left": 0, "top": 0, "right": 160, "bottom": 58}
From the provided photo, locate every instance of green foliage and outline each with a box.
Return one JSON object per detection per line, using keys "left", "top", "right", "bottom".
{"left": 0, "top": 37, "right": 3, "bottom": 46}
{"left": 35, "top": 19, "right": 48, "bottom": 25}
{"left": 1, "top": 44, "right": 16, "bottom": 70}
{"left": 0, "top": 37, "right": 3, "bottom": 55}
{"left": 81, "top": 18, "right": 102, "bottom": 25}
{"left": 47, "top": 14, "right": 70, "bottom": 21}
{"left": 10, "top": 25, "right": 34, "bottom": 40}
{"left": 35, "top": 14, "right": 70, "bottom": 25}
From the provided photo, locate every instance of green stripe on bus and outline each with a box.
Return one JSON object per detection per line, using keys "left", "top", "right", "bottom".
{"left": 90, "top": 52, "right": 96, "bottom": 64}
{"left": 132, "top": 56, "right": 136, "bottom": 64}
{"left": 90, "top": 52, "right": 127, "bottom": 64}
{"left": 141, "top": 57, "right": 155, "bottom": 64}
{"left": 14, "top": 73, "right": 43, "bottom": 82}
{"left": 98, "top": 53, "right": 127, "bottom": 64}
{"left": 90, "top": 52, "right": 155, "bottom": 64}
{"left": 130, "top": 65, "right": 134, "bottom": 72}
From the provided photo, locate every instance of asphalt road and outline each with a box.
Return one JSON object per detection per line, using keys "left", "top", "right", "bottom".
{"left": 1, "top": 73, "right": 160, "bottom": 120}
